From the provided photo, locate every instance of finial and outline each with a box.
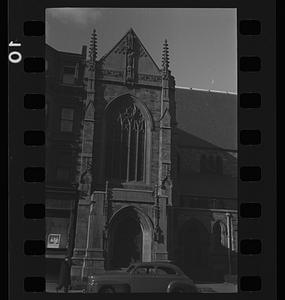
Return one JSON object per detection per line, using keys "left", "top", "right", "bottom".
{"left": 88, "top": 29, "right": 97, "bottom": 70}
{"left": 162, "top": 39, "right": 169, "bottom": 77}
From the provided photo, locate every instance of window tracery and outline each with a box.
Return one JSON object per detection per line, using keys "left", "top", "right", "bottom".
{"left": 106, "top": 100, "right": 146, "bottom": 182}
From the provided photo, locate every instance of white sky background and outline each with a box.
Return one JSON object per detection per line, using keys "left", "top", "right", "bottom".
{"left": 46, "top": 8, "right": 237, "bottom": 93}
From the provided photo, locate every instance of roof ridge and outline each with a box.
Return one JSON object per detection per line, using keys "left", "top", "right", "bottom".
{"left": 176, "top": 86, "right": 237, "bottom": 95}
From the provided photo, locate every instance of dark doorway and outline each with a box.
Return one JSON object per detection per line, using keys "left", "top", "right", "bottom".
{"left": 177, "top": 220, "right": 210, "bottom": 282}
{"left": 212, "top": 221, "right": 231, "bottom": 282}
{"left": 110, "top": 217, "right": 142, "bottom": 269}
{"left": 46, "top": 258, "right": 62, "bottom": 282}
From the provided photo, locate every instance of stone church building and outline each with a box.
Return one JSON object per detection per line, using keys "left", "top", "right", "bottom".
{"left": 45, "top": 28, "right": 237, "bottom": 285}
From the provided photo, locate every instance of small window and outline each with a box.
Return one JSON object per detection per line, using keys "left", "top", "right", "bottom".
{"left": 56, "top": 167, "right": 70, "bottom": 182}
{"left": 156, "top": 266, "right": 177, "bottom": 275}
{"left": 200, "top": 154, "right": 223, "bottom": 175}
{"left": 62, "top": 66, "right": 76, "bottom": 84}
{"left": 134, "top": 266, "right": 156, "bottom": 275}
{"left": 134, "top": 267, "right": 148, "bottom": 275}
{"left": 60, "top": 108, "right": 74, "bottom": 132}
{"left": 208, "top": 155, "right": 216, "bottom": 173}
{"left": 200, "top": 154, "right": 207, "bottom": 173}
{"left": 216, "top": 156, "right": 223, "bottom": 175}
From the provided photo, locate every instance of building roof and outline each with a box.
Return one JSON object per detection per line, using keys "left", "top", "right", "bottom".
{"left": 175, "top": 87, "right": 237, "bottom": 151}
{"left": 46, "top": 44, "right": 83, "bottom": 58}
{"left": 178, "top": 172, "right": 237, "bottom": 198}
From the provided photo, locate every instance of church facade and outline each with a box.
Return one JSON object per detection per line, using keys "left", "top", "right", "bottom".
{"left": 45, "top": 29, "right": 237, "bottom": 286}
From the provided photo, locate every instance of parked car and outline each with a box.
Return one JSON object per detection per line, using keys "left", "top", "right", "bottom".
{"left": 85, "top": 262, "right": 199, "bottom": 293}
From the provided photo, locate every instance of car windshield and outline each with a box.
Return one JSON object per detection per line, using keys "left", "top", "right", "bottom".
{"left": 156, "top": 266, "right": 177, "bottom": 275}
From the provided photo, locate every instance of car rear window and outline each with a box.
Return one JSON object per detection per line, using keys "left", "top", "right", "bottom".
{"left": 156, "top": 266, "right": 177, "bottom": 275}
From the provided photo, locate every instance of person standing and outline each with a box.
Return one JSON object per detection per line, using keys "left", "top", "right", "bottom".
{"left": 56, "top": 257, "right": 71, "bottom": 293}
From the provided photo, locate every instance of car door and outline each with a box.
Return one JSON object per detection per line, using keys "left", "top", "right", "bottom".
{"left": 154, "top": 266, "right": 179, "bottom": 292}
{"left": 130, "top": 265, "right": 157, "bottom": 293}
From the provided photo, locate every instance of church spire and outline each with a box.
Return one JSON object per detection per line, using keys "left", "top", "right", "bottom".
{"left": 88, "top": 29, "right": 97, "bottom": 71}
{"left": 162, "top": 39, "right": 169, "bottom": 78}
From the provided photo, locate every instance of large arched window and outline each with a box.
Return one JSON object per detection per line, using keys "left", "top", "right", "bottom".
{"left": 106, "top": 98, "right": 146, "bottom": 182}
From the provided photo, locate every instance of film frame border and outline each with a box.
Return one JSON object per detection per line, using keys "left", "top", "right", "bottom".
{"left": 8, "top": 0, "right": 276, "bottom": 299}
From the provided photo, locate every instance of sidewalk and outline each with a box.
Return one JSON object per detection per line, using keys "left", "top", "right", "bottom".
{"left": 46, "top": 280, "right": 237, "bottom": 293}
{"left": 196, "top": 282, "right": 238, "bottom": 293}
{"left": 45, "top": 281, "right": 83, "bottom": 293}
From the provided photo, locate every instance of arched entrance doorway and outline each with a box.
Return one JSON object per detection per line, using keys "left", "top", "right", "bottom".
{"left": 212, "top": 221, "right": 229, "bottom": 282}
{"left": 177, "top": 219, "right": 210, "bottom": 282}
{"left": 107, "top": 206, "right": 153, "bottom": 270}
{"left": 111, "top": 217, "right": 142, "bottom": 269}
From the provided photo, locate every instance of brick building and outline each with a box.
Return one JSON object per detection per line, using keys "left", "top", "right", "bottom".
{"left": 45, "top": 28, "right": 237, "bottom": 285}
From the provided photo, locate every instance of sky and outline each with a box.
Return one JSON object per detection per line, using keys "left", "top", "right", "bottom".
{"left": 46, "top": 8, "right": 237, "bottom": 93}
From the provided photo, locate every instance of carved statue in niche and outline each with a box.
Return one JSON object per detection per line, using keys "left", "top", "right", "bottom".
{"left": 127, "top": 50, "right": 134, "bottom": 67}
{"left": 153, "top": 225, "right": 163, "bottom": 243}
{"left": 126, "top": 32, "right": 135, "bottom": 83}
{"left": 126, "top": 50, "right": 135, "bottom": 82}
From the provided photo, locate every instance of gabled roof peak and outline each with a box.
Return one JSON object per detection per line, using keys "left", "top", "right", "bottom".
{"left": 99, "top": 27, "right": 161, "bottom": 73}
{"left": 121, "top": 27, "right": 136, "bottom": 39}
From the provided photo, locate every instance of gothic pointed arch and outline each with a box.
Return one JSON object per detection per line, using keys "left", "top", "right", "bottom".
{"left": 108, "top": 205, "right": 154, "bottom": 233}
{"left": 105, "top": 93, "right": 154, "bottom": 130}
{"left": 106, "top": 206, "right": 153, "bottom": 269}
{"left": 104, "top": 94, "right": 152, "bottom": 183}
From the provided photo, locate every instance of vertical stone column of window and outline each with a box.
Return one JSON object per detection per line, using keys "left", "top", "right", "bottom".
{"left": 231, "top": 213, "right": 238, "bottom": 252}
{"left": 231, "top": 214, "right": 238, "bottom": 275}
{"left": 226, "top": 213, "right": 233, "bottom": 275}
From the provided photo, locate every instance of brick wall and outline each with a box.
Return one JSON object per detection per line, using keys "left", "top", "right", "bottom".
{"left": 46, "top": 217, "right": 69, "bottom": 248}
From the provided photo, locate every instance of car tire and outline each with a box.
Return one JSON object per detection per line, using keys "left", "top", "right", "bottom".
{"left": 99, "top": 287, "right": 115, "bottom": 293}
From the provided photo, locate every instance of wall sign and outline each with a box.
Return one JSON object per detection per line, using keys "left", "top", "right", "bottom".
{"left": 47, "top": 234, "right": 61, "bottom": 248}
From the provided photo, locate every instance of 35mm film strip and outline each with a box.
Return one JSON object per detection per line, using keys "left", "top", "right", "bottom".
{"left": 8, "top": 0, "right": 276, "bottom": 299}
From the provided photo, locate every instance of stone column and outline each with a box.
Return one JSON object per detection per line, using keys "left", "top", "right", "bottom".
{"left": 226, "top": 212, "right": 233, "bottom": 276}
{"left": 153, "top": 39, "right": 177, "bottom": 262}
{"left": 71, "top": 29, "right": 98, "bottom": 287}
{"left": 158, "top": 40, "right": 171, "bottom": 197}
